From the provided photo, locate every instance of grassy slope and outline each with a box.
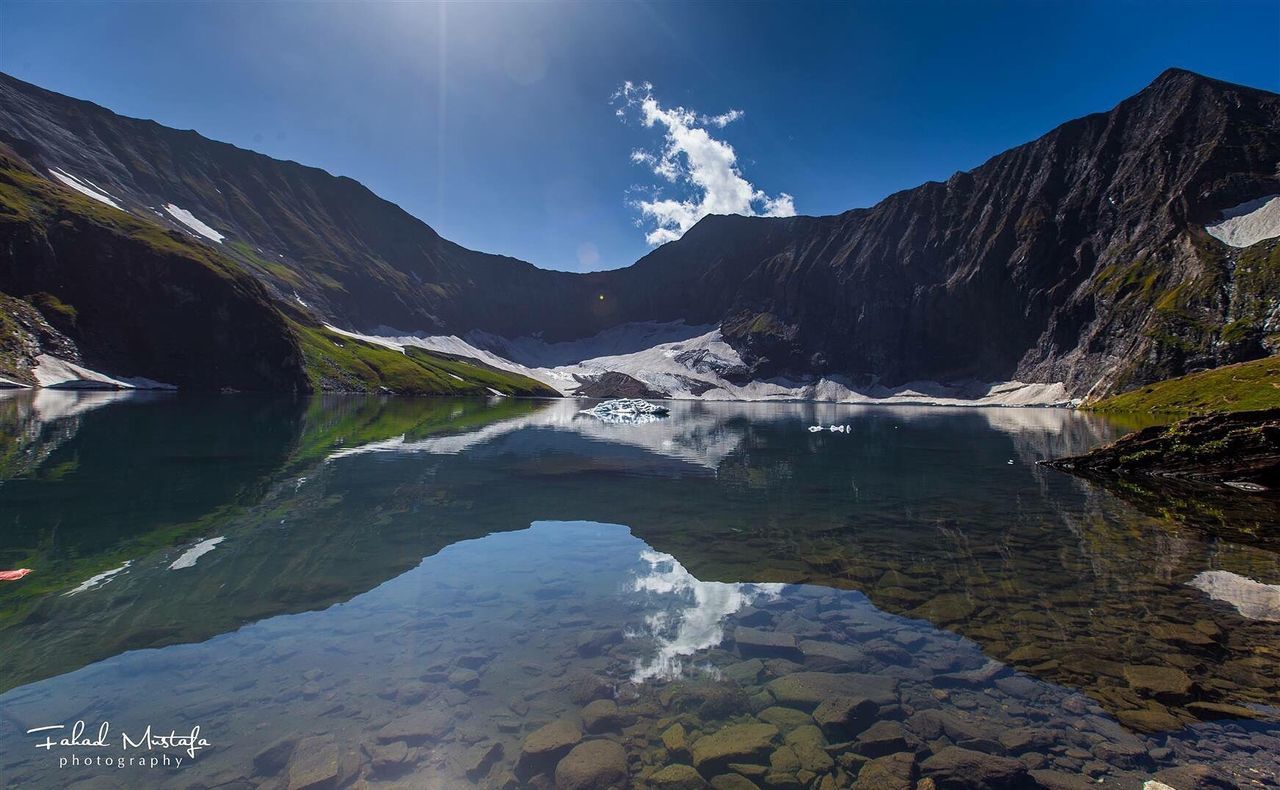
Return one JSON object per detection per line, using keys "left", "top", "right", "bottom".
{"left": 1088, "top": 355, "right": 1280, "bottom": 414}
{"left": 292, "top": 322, "right": 558, "bottom": 396}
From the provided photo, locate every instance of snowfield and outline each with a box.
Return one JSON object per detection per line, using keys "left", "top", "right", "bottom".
{"left": 325, "top": 322, "right": 1076, "bottom": 407}
{"left": 164, "top": 203, "right": 226, "bottom": 243}
{"left": 1205, "top": 194, "right": 1280, "bottom": 248}
{"left": 48, "top": 168, "right": 123, "bottom": 209}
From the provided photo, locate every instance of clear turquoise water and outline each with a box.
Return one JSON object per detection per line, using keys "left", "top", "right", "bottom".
{"left": 0, "top": 392, "right": 1276, "bottom": 788}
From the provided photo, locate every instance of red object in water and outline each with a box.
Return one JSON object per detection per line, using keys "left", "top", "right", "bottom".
{"left": 0, "top": 569, "right": 33, "bottom": 581}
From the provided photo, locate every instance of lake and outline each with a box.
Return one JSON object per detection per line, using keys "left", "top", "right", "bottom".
{"left": 0, "top": 392, "right": 1276, "bottom": 789}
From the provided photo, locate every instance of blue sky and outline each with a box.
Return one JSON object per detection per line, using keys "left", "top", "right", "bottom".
{"left": 2, "top": 1, "right": 1278, "bottom": 271}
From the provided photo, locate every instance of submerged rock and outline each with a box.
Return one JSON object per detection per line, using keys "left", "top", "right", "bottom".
{"left": 853, "top": 751, "right": 915, "bottom": 790}
{"left": 1123, "top": 665, "right": 1194, "bottom": 701}
{"left": 855, "top": 720, "right": 911, "bottom": 758}
{"left": 919, "top": 746, "right": 1029, "bottom": 789}
{"left": 518, "top": 720, "right": 583, "bottom": 777}
{"left": 648, "top": 763, "right": 708, "bottom": 789}
{"left": 1115, "top": 706, "right": 1183, "bottom": 733}
{"left": 733, "top": 628, "right": 802, "bottom": 660}
{"left": 554, "top": 739, "right": 629, "bottom": 790}
{"left": 286, "top": 735, "right": 339, "bottom": 790}
{"left": 708, "top": 774, "right": 761, "bottom": 790}
{"left": 812, "top": 696, "right": 878, "bottom": 738}
{"left": 252, "top": 737, "right": 297, "bottom": 777}
{"left": 690, "top": 723, "right": 779, "bottom": 772}
{"left": 766, "top": 672, "right": 897, "bottom": 710}
{"left": 462, "top": 741, "right": 504, "bottom": 781}
{"left": 661, "top": 724, "right": 690, "bottom": 758}
{"left": 582, "top": 699, "right": 626, "bottom": 733}
{"left": 376, "top": 709, "right": 454, "bottom": 744}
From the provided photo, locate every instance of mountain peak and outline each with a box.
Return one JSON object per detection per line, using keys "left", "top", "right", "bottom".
{"left": 1151, "top": 66, "right": 1203, "bottom": 85}
{"left": 1141, "top": 66, "right": 1275, "bottom": 99}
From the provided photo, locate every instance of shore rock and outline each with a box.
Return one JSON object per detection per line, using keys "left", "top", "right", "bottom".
{"left": 1042, "top": 409, "right": 1280, "bottom": 490}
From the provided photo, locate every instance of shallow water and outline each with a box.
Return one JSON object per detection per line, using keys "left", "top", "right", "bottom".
{"left": 0, "top": 392, "right": 1276, "bottom": 788}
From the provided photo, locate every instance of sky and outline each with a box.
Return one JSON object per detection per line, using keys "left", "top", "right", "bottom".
{"left": 1, "top": 1, "right": 1278, "bottom": 272}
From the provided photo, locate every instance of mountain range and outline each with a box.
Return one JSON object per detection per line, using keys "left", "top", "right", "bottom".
{"left": 0, "top": 68, "right": 1277, "bottom": 401}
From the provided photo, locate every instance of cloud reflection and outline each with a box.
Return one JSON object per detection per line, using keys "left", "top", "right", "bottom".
{"left": 628, "top": 549, "right": 782, "bottom": 681}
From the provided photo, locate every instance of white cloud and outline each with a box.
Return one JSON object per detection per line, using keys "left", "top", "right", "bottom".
{"left": 613, "top": 82, "right": 795, "bottom": 246}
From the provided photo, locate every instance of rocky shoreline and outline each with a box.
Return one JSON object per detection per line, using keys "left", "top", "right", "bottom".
{"left": 1042, "top": 409, "right": 1280, "bottom": 492}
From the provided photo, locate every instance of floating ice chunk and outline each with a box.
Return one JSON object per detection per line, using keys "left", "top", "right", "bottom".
{"left": 169, "top": 537, "right": 225, "bottom": 570}
{"left": 47, "top": 168, "right": 122, "bottom": 209}
{"left": 1188, "top": 570, "right": 1280, "bottom": 622}
{"left": 163, "top": 204, "right": 225, "bottom": 243}
{"left": 582, "top": 399, "right": 671, "bottom": 424}
{"left": 64, "top": 561, "right": 131, "bottom": 596}
{"left": 810, "top": 425, "right": 850, "bottom": 434}
{"left": 1205, "top": 195, "right": 1280, "bottom": 248}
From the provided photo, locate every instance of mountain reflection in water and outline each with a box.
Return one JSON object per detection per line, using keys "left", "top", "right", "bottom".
{"left": 0, "top": 392, "right": 1277, "bottom": 788}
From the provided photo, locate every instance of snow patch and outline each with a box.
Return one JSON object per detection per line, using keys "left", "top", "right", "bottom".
{"left": 163, "top": 204, "right": 225, "bottom": 243}
{"left": 465, "top": 321, "right": 713, "bottom": 367}
{"left": 63, "top": 561, "right": 132, "bottom": 596}
{"left": 47, "top": 168, "right": 122, "bottom": 209}
{"left": 1188, "top": 570, "right": 1280, "bottom": 622}
{"left": 169, "top": 537, "right": 225, "bottom": 570}
{"left": 1205, "top": 195, "right": 1280, "bottom": 248}
{"left": 31, "top": 354, "right": 174, "bottom": 390}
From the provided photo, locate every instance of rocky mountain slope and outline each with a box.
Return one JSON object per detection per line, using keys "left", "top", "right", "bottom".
{"left": 1, "top": 68, "right": 1277, "bottom": 397}
{"left": 0, "top": 143, "right": 556, "bottom": 394}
